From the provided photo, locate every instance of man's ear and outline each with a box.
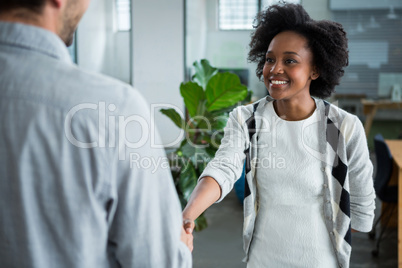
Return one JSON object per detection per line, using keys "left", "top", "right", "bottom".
{"left": 49, "top": 0, "right": 63, "bottom": 9}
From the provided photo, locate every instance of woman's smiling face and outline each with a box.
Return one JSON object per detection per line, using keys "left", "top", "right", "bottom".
{"left": 263, "top": 31, "right": 319, "bottom": 101}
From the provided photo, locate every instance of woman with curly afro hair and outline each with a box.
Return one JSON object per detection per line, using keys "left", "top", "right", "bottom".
{"left": 183, "top": 3, "right": 375, "bottom": 268}
{"left": 248, "top": 3, "right": 349, "bottom": 100}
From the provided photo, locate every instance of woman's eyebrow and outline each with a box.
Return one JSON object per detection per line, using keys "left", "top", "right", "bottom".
{"left": 266, "top": 51, "right": 300, "bottom": 56}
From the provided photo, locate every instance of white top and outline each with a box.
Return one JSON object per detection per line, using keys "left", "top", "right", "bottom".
{"left": 247, "top": 101, "right": 338, "bottom": 268}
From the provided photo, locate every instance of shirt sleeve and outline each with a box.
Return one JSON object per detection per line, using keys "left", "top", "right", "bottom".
{"left": 106, "top": 90, "right": 192, "bottom": 268}
{"left": 199, "top": 107, "right": 249, "bottom": 202}
{"left": 346, "top": 115, "right": 376, "bottom": 232}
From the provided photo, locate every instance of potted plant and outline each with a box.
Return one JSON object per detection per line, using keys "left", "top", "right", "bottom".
{"left": 160, "top": 59, "right": 251, "bottom": 231}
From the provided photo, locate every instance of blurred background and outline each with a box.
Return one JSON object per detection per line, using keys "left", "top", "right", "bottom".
{"left": 69, "top": 0, "right": 402, "bottom": 148}
{"left": 70, "top": 0, "right": 401, "bottom": 267}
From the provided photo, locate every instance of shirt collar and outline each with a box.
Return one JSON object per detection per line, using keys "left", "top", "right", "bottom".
{"left": 0, "top": 21, "right": 73, "bottom": 64}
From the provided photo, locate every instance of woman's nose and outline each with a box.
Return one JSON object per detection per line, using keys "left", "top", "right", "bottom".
{"left": 271, "top": 62, "right": 283, "bottom": 74}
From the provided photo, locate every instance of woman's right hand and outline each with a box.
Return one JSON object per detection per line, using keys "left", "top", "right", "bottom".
{"left": 181, "top": 176, "right": 222, "bottom": 251}
{"left": 183, "top": 218, "right": 195, "bottom": 234}
{"left": 180, "top": 226, "right": 194, "bottom": 252}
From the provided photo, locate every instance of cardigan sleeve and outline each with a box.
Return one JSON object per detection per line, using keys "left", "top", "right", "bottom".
{"left": 198, "top": 106, "right": 249, "bottom": 202}
{"left": 345, "top": 115, "right": 376, "bottom": 232}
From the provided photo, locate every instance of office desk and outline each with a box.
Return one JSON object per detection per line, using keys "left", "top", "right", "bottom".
{"left": 385, "top": 140, "right": 402, "bottom": 267}
{"left": 361, "top": 100, "right": 402, "bottom": 136}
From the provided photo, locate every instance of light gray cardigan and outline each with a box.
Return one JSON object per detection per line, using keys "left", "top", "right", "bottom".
{"left": 200, "top": 96, "right": 376, "bottom": 268}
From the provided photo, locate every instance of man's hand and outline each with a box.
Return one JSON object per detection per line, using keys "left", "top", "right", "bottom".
{"left": 181, "top": 219, "right": 195, "bottom": 252}
{"left": 181, "top": 226, "right": 193, "bottom": 252}
{"left": 183, "top": 219, "right": 195, "bottom": 235}
{"left": 180, "top": 176, "right": 221, "bottom": 253}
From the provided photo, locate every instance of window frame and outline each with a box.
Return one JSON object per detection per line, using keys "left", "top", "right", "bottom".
{"left": 115, "top": 0, "right": 132, "bottom": 32}
{"left": 217, "top": 0, "right": 302, "bottom": 31}
{"left": 217, "top": 0, "right": 262, "bottom": 31}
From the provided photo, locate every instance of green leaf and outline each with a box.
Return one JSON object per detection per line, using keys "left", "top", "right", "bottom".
{"left": 180, "top": 142, "right": 196, "bottom": 158}
{"left": 180, "top": 142, "right": 209, "bottom": 158}
{"left": 180, "top": 141, "right": 214, "bottom": 170}
{"left": 160, "top": 108, "right": 186, "bottom": 129}
{"left": 179, "top": 162, "right": 198, "bottom": 201}
{"left": 194, "top": 213, "right": 208, "bottom": 231}
{"left": 192, "top": 59, "right": 219, "bottom": 89}
{"left": 242, "top": 90, "right": 253, "bottom": 104}
{"left": 196, "top": 161, "right": 208, "bottom": 175}
{"left": 211, "top": 115, "right": 228, "bottom": 130}
{"left": 192, "top": 111, "right": 213, "bottom": 130}
{"left": 180, "top": 82, "right": 205, "bottom": 118}
{"left": 194, "top": 112, "right": 228, "bottom": 131}
{"left": 203, "top": 132, "right": 224, "bottom": 149}
{"left": 205, "top": 72, "right": 248, "bottom": 112}
{"left": 195, "top": 99, "right": 207, "bottom": 117}
{"left": 206, "top": 90, "right": 252, "bottom": 116}
{"left": 192, "top": 147, "right": 213, "bottom": 169}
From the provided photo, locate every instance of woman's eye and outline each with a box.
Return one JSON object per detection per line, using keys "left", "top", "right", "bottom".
{"left": 266, "top": 58, "right": 274, "bottom": 63}
{"left": 285, "top": 59, "right": 297, "bottom": 64}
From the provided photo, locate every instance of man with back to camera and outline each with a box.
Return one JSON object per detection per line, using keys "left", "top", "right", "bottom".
{"left": 0, "top": 0, "right": 193, "bottom": 267}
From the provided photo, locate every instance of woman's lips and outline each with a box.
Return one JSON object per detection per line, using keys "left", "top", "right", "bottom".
{"left": 270, "top": 80, "right": 289, "bottom": 88}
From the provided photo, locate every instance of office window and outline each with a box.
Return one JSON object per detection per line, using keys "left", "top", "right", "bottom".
{"left": 115, "top": 0, "right": 131, "bottom": 31}
{"left": 331, "top": 5, "right": 402, "bottom": 98}
{"left": 261, "top": 0, "right": 300, "bottom": 9}
{"left": 218, "top": 0, "right": 300, "bottom": 30}
{"left": 219, "top": 0, "right": 259, "bottom": 30}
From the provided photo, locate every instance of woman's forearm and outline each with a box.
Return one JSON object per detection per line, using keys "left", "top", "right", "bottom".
{"left": 182, "top": 176, "right": 222, "bottom": 222}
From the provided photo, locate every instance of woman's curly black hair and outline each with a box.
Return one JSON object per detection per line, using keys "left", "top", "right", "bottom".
{"left": 248, "top": 3, "right": 349, "bottom": 98}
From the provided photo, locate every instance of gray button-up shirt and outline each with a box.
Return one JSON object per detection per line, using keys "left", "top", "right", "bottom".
{"left": 0, "top": 21, "right": 191, "bottom": 268}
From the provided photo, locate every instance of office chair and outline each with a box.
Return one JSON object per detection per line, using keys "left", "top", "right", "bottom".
{"left": 369, "top": 134, "right": 397, "bottom": 257}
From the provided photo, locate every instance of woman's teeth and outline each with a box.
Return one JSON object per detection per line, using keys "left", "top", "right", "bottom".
{"left": 271, "top": 80, "right": 288, "bottom": 85}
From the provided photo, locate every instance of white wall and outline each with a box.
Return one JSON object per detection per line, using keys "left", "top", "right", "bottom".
{"left": 77, "top": 0, "right": 108, "bottom": 73}
{"left": 201, "top": 0, "right": 267, "bottom": 99}
{"left": 186, "top": 0, "right": 208, "bottom": 70}
{"left": 76, "top": 0, "right": 185, "bottom": 147}
{"left": 132, "top": 0, "right": 185, "bottom": 148}
{"left": 77, "top": 0, "right": 131, "bottom": 83}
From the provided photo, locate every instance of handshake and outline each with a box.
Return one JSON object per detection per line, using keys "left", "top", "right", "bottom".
{"left": 181, "top": 219, "right": 195, "bottom": 252}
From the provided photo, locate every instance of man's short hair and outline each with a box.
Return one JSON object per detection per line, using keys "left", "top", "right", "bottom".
{"left": 0, "top": 0, "right": 46, "bottom": 13}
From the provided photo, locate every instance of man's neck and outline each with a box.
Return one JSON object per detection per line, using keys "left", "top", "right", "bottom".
{"left": 0, "top": 7, "right": 57, "bottom": 34}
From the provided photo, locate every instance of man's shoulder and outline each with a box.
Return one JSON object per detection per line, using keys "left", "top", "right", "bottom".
{"left": 3, "top": 56, "right": 149, "bottom": 120}
{"left": 65, "top": 65, "right": 135, "bottom": 96}
{"left": 53, "top": 64, "right": 147, "bottom": 112}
